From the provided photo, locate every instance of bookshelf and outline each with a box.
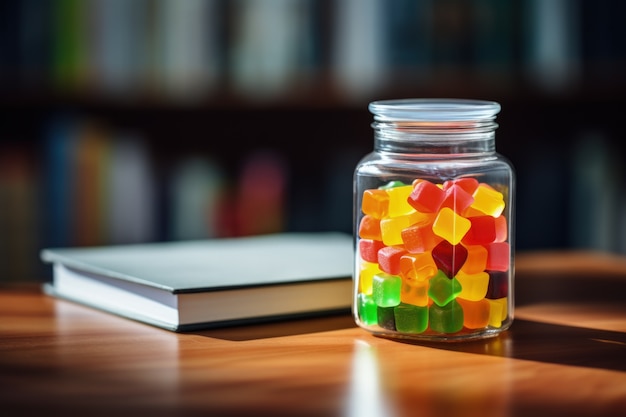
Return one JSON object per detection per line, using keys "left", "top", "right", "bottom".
{"left": 1, "top": 0, "right": 626, "bottom": 282}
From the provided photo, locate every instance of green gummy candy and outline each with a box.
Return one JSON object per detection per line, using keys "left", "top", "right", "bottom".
{"left": 358, "top": 293, "right": 378, "bottom": 326}
{"left": 394, "top": 303, "right": 428, "bottom": 334}
{"left": 429, "top": 300, "right": 464, "bottom": 333}
{"left": 428, "top": 270, "right": 462, "bottom": 307}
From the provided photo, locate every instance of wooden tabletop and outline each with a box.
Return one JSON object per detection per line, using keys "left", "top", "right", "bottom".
{"left": 2, "top": 250, "right": 626, "bottom": 417}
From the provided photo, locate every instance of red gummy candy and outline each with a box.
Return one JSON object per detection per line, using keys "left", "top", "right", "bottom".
{"left": 359, "top": 239, "right": 385, "bottom": 263}
{"left": 485, "top": 242, "right": 510, "bottom": 271}
{"left": 462, "top": 215, "right": 497, "bottom": 246}
{"left": 486, "top": 270, "right": 509, "bottom": 299}
{"left": 431, "top": 240, "right": 468, "bottom": 278}
{"left": 441, "top": 183, "right": 474, "bottom": 213}
{"left": 407, "top": 180, "right": 445, "bottom": 213}
{"left": 443, "top": 178, "right": 479, "bottom": 194}
{"left": 378, "top": 246, "right": 407, "bottom": 275}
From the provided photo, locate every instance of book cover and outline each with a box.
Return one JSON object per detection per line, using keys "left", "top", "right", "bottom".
{"left": 41, "top": 232, "right": 354, "bottom": 331}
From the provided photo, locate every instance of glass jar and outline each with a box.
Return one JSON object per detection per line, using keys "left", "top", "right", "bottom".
{"left": 353, "top": 98, "right": 515, "bottom": 341}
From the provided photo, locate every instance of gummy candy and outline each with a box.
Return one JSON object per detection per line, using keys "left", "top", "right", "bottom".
{"left": 457, "top": 298, "right": 490, "bottom": 329}
{"left": 408, "top": 180, "right": 446, "bottom": 213}
{"left": 486, "top": 270, "right": 509, "bottom": 299}
{"left": 373, "top": 273, "right": 402, "bottom": 307}
{"left": 455, "top": 270, "right": 489, "bottom": 301}
{"left": 486, "top": 242, "right": 510, "bottom": 272}
{"left": 441, "top": 183, "right": 474, "bottom": 213}
{"left": 432, "top": 207, "right": 471, "bottom": 245}
{"left": 386, "top": 184, "right": 415, "bottom": 217}
{"left": 359, "top": 239, "right": 385, "bottom": 263}
{"left": 487, "top": 298, "right": 508, "bottom": 328}
{"left": 495, "top": 215, "right": 508, "bottom": 242}
{"left": 431, "top": 240, "right": 467, "bottom": 278}
{"left": 394, "top": 303, "right": 428, "bottom": 333}
{"left": 399, "top": 252, "right": 437, "bottom": 282}
{"left": 429, "top": 300, "right": 464, "bottom": 333}
{"left": 471, "top": 184, "right": 505, "bottom": 217}
{"left": 377, "top": 306, "right": 396, "bottom": 330}
{"left": 460, "top": 245, "right": 488, "bottom": 274}
{"left": 358, "top": 293, "right": 378, "bottom": 325}
{"left": 428, "top": 270, "right": 462, "bottom": 307}
{"left": 378, "top": 246, "right": 407, "bottom": 275}
{"left": 359, "top": 261, "right": 381, "bottom": 295}
{"left": 400, "top": 214, "right": 440, "bottom": 253}
{"left": 400, "top": 279, "right": 429, "bottom": 306}
{"left": 444, "top": 177, "right": 479, "bottom": 194}
{"left": 358, "top": 214, "right": 382, "bottom": 241}
{"left": 362, "top": 189, "right": 389, "bottom": 219}
{"left": 380, "top": 211, "right": 423, "bottom": 246}
{"left": 462, "top": 215, "right": 497, "bottom": 246}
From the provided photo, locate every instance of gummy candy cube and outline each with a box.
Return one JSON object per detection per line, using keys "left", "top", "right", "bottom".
{"left": 358, "top": 215, "right": 382, "bottom": 241}
{"left": 431, "top": 240, "right": 468, "bottom": 278}
{"left": 380, "top": 211, "right": 424, "bottom": 246}
{"left": 359, "top": 261, "right": 381, "bottom": 295}
{"left": 471, "top": 184, "right": 505, "bottom": 217}
{"left": 378, "top": 246, "right": 407, "bottom": 275}
{"left": 457, "top": 298, "right": 490, "bottom": 329}
{"left": 432, "top": 207, "right": 471, "bottom": 245}
{"left": 400, "top": 279, "right": 429, "bottom": 306}
{"left": 359, "top": 239, "right": 385, "bottom": 263}
{"left": 373, "top": 273, "right": 402, "bottom": 307}
{"left": 429, "top": 300, "right": 464, "bottom": 333}
{"left": 486, "top": 242, "right": 510, "bottom": 272}
{"left": 362, "top": 189, "right": 389, "bottom": 219}
{"left": 400, "top": 213, "right": 440, "bottom": 253}
{"left": 399, "top": 252, "right": 437, "bottom": 282}
{"left": 386, "top": 184, "right": 415, "bottom": 217}
{"left": 357, "top": 293, "right": 378, "bottom": 325}
{"left": 495, "top": 215, "right": 508, "bottom": 242}
{"left": 441, "top": 183, "right": 474, "bottom": 213}
{"left": 407, "top": 180, "right": 446, "bottom": 213}
{"left": 486, "top": 270, "right": 509, "bottom": 299}
{"left": 428, "top": 270, "right": 462, "bottom": 307}
{"left": 455, "top": 270, "right": 489, "bottom": 301}
{"left": 460, "top": 245, "right": 488, "bottom": 274}
{"left": 443, "top": 177, "right": 479, "bottom": 195}
{"left": 487, "top": 297, "right": 508, "bottom": 328}
{"left": 462, "top": 215, "right": 497, "bottom": 246}
{"left": 394, "top": 303, "right": 428, "bottom": 333}
{"left": 377, "top": 306, "right": 396, "bottom": 330}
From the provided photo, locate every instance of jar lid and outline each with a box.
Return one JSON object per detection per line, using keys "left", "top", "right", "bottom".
{"left": 369, "top": 98, "right": 501, "bottom": 122}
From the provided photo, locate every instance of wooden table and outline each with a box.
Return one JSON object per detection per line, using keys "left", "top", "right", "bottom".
{"left": 2, "top": 251, "right": 626, "bottom": 417}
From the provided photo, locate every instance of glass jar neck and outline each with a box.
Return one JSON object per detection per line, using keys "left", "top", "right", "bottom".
{"left": 373, "top": 120, "right": 497, "bottom": 155}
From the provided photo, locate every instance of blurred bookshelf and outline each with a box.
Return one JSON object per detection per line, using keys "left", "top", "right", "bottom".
{"left": 1, "top": 0, "right": 626, "bottom": 282}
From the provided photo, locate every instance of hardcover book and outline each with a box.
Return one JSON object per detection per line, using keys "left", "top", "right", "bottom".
{"left": 41, "top": 232, "right": 354, "bottom": 332}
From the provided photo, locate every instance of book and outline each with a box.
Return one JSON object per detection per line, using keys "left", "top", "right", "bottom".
{"left": 41, "top": 232, "right": 354, "bottom": 332}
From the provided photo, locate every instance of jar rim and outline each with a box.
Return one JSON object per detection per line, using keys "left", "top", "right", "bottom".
{"left": 369, "top": 98, "right": 501, "bottom": 122}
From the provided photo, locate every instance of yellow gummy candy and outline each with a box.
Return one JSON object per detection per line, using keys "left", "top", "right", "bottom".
{"left": 471, "top": 184, "right": 505, "bottom": 217}
{"left": 432, "top": 207, "right": 471, "bottom": 245}
{"left": 380, "top": 211, "right": 426, "bottom": 246}
{"left": 359, "top": 261, "right": 381, "bottom": 295}
{"left": 487, "top": 297, "right": 508, "bottom": 328}
{"left": 456, "top": 270, "right": 489, "bottom": 301}
{"left": 386, "top": 185, "right": 414, "bottom": 217}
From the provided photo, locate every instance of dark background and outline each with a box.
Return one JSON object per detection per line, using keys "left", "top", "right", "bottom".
{"left": 1, "top": 0, "right": 625, "bottom": 282}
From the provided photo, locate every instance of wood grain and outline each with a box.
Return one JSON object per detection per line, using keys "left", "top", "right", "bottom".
{"left": 1, "top": 251, "right": 626, "bottom": 417}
